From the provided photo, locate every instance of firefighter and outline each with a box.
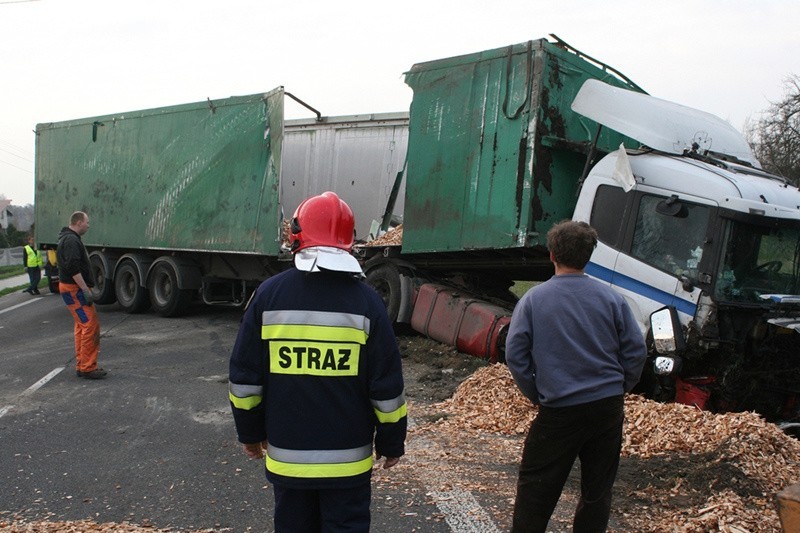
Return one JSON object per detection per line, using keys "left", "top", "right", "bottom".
{"left": 22, "top": 235, "right": 43, "bottom": 295}
{"left": 229, "top": 191, "right": 407, "bottom": 533}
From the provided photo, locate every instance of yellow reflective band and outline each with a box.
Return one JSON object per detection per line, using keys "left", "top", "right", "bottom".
{"left": 269, "top": 342, "right": 361, "bottom": 376}
{"left": 266, "top": 455, "right": 373, "bottom": 478}
{"left": 228, "top": 391, "right": 262, "bottom": 410}
{"left": 262, "top": 324, "right": 368, "bottom": 344}
{"left": 374, "top": 402, "right": 407, "bottom": 423}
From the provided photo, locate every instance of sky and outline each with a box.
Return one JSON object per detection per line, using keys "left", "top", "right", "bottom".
{"left": 1, "top": 0, "right": 798, "bottom": 206}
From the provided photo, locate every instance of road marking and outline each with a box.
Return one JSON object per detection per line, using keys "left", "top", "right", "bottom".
{"left": 26, "top": 367, "right": 64, "bottom": 394}
{"left": 0, "top": 298, "right": 42, "bottom": 315}
{"left": 0, "top": 367, "right": 64, "bottom": 419}
{"left": 410, "top": 432, "right": 501, "bottom": 532}
{"left": 429, "top": 488, "right": 501, "bottom": 532}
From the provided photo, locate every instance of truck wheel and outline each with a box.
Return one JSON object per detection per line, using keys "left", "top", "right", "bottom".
{"left": 148, "top": 262, "right": 193, "bottom": 317}
{"left": 114, "top": 261, "right": 151, "bottom": 313}
{"left": 366, "top": 263, "right": 402, "bottom": 322}
{"left": 90, "top": 253, "right": 117, "bottom": 305}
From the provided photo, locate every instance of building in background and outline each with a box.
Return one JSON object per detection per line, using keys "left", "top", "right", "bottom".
{"left": 0, "top": 199, "right": 12, "bottom": 231}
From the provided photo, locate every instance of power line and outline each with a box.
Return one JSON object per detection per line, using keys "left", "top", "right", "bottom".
{"left": 0, "top": 138, "right": 33, "bottom": 156}
{"left": 0, "top": 147, "right": 33, "bottom": 163}
{"left": 0, "top": 158, "right": 32, "bottom": 173}
{"left": 0, "top": 0, "right": 41, "bottom": 4}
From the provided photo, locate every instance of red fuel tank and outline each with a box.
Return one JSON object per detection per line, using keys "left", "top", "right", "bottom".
{"left": 410, "top": 283, "right": 511, "bottom": 363}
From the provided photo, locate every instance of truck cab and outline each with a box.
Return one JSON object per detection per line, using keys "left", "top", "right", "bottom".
{"left": 572, "top": 80, "right": 800, "bottom": 422}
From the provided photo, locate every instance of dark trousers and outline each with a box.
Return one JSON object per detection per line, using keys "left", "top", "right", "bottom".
{"left": 273, "top": 483, "right": 371, "bottom": 533}
{"left": 511, "top": 395, "right": 624, "bottom": 533}
{"left": 26, "top": 267, "right": 41, "bottom": 293}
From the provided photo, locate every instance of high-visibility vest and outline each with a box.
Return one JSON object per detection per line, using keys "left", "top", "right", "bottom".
{"left": 24, "top": 245, "right": 43, "bottom": 268}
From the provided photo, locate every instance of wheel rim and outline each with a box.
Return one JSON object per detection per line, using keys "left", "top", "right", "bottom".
{"left": 120, "top": 270, "right": 136, "bottom": 304}
{"left": 373, "top": 280, "right": 391, "bottom": 307}
{"left": 154, "top": 272, "right": 173, "bottom": 307}
{"left": 91, "top": 257, "right": 107, "bottom": 295}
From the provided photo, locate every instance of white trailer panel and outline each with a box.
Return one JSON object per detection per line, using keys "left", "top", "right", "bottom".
{"left": 281, "top": 112, "right": 409, "bottom": 240}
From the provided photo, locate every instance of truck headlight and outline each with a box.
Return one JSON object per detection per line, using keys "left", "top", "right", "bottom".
{"left": 654, "top": 356, "right": 682, "bottom": 376}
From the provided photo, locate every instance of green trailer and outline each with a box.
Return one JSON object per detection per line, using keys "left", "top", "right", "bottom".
{"left": 35, "top": 90, "right": 285, "bottom": 255}
{"left": 402, "top": 37, "right": 640, "bottom": 256}
{"left": 362, "top": 36, "right": 643, "bottom": 322}
{"left": 35, "top": 89, "right": 409, "bottom": 316}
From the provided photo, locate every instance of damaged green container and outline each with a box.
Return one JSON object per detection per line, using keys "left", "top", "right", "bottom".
{"left": 401, "top": 38, "right": 642, "bottom": 254}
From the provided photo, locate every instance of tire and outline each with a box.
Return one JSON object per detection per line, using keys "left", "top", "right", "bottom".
{"left": 114, "top": 261, "right": 150, "bottom": 313}
{"left": 90, "top": 253, "right": 117, "bottom": 305}
{"left": 366, "top": 263, "right": 402, "bottom": 322}
{"left": 148, "top": 261, "right": 193, "bottom": 317}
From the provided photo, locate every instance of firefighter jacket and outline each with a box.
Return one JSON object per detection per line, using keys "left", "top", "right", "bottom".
{"left": 229, "top": 267, "right": 407, "bottom": 489}
{"left": 24, "top": 245, "right": 43, "bottom": 268}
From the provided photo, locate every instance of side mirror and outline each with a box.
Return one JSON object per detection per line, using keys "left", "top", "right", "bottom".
{"left": 656, "top": 195, "right": 688, "bottom": 218}
{"left": 650, "top": 306, "right": 685, "bottom": 355}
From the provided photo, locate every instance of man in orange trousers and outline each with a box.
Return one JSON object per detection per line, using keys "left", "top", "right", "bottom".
{"left": 57, "top": 211, "right": 107, "bottom": 379}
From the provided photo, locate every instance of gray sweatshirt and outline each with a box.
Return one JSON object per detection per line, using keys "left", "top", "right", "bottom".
{"left": 505, "top": 273, "right": 647, "bottom": 407}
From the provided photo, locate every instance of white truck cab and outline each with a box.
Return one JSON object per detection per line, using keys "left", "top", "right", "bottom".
{"left": 572, "top": 80, "right": 800, "bottom": 423}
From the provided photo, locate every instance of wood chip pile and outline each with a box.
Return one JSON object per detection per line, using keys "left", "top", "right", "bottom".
{"left": 281, "top": 218, "right": 291, "bottom": 248}
{"left": 362, "top": 224, "right": 403, "bottom": 247}
{"left": 0, "top": 518, "right": 217, "bottom": 533}
{"left": 420, "top": 363, "right": 800, "bottom": 532}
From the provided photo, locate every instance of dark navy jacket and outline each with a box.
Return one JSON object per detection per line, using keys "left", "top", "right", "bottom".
{"left": 229, "top": 267, "right": 407, "bottom": 489}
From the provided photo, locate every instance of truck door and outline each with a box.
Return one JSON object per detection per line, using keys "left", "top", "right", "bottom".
{"left": 613, "top": 192, "right": 711, "bottom": 325}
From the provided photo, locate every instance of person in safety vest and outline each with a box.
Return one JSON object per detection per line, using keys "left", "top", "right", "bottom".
{"left": 22, "top": 235, "right": 43, "bottom": 295}
{"left": 229, "top": 191, "right": 407, "bottom": 533}
{"left": 57, "top": 211, "right": 107, "bottom": 379}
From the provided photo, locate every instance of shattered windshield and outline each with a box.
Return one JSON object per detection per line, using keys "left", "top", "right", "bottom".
{"left": 715, "top": 217, "right": 800, "bottom": 303}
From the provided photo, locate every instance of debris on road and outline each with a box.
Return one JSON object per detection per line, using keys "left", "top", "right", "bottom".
{"left": 0, "top": 516, "right": 219, "bottom": 532}
{"left": 410, "top": 363, "right": 800, "bottom": 532}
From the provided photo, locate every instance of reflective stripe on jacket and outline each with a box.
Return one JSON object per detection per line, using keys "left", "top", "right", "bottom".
{"left": 228, "top": 268, "right": 407, "bottom": 490}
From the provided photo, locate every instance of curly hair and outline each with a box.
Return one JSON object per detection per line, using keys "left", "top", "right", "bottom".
{"left": 546, "top": 220, "right": 598, "bottom": 269}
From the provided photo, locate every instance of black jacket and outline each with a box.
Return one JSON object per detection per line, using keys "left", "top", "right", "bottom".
{"left": 56, "top": 227, "right": 93, "bottom": 286}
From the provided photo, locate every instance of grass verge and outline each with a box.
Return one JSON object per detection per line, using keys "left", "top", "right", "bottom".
{"left": 0, "top": 265, "right": 25, "bottom": 280}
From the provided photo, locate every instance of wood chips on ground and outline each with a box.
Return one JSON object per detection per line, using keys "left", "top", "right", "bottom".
{"left": 0, "top": 517, "right": 217, "bottom": 533}
{"left": 408, "top": 363, "right": 800, "bottom": 532}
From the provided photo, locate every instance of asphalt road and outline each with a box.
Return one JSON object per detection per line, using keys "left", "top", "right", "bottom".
{"left": 0, "top": 291, "right": 453, "bottom": 532}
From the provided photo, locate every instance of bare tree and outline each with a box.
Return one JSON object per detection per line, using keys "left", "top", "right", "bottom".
{"left": 747, "top": 75, "right": 800, "bottom": 186}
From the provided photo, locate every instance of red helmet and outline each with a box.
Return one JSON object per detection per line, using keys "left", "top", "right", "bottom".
{"left": 290, "top": 191, "right": 355, "bottom": 253}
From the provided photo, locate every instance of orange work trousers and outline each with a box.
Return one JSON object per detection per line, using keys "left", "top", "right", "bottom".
{"left": 59, "top": 282, "right": 100, "bottom": 373}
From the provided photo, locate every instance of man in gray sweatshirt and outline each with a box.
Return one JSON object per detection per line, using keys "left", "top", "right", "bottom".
{"left": 505, "top": 220, "right": 647, "bottom": 533}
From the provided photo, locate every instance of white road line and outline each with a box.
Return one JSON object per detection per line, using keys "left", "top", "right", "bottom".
{"left": 429, "top": 489, "right": 501, "bottom": 532}
{"left": 0, "top": 367, "right": 64, "bottom": 419}
{"left": 410, "top": 433, "right": 501, "bottom": 532}
{"left": 25, "top": 367, "right": 64, "bottom": 394}
{"left": 0, "top": 298, "right": 42, "bottom": 315}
